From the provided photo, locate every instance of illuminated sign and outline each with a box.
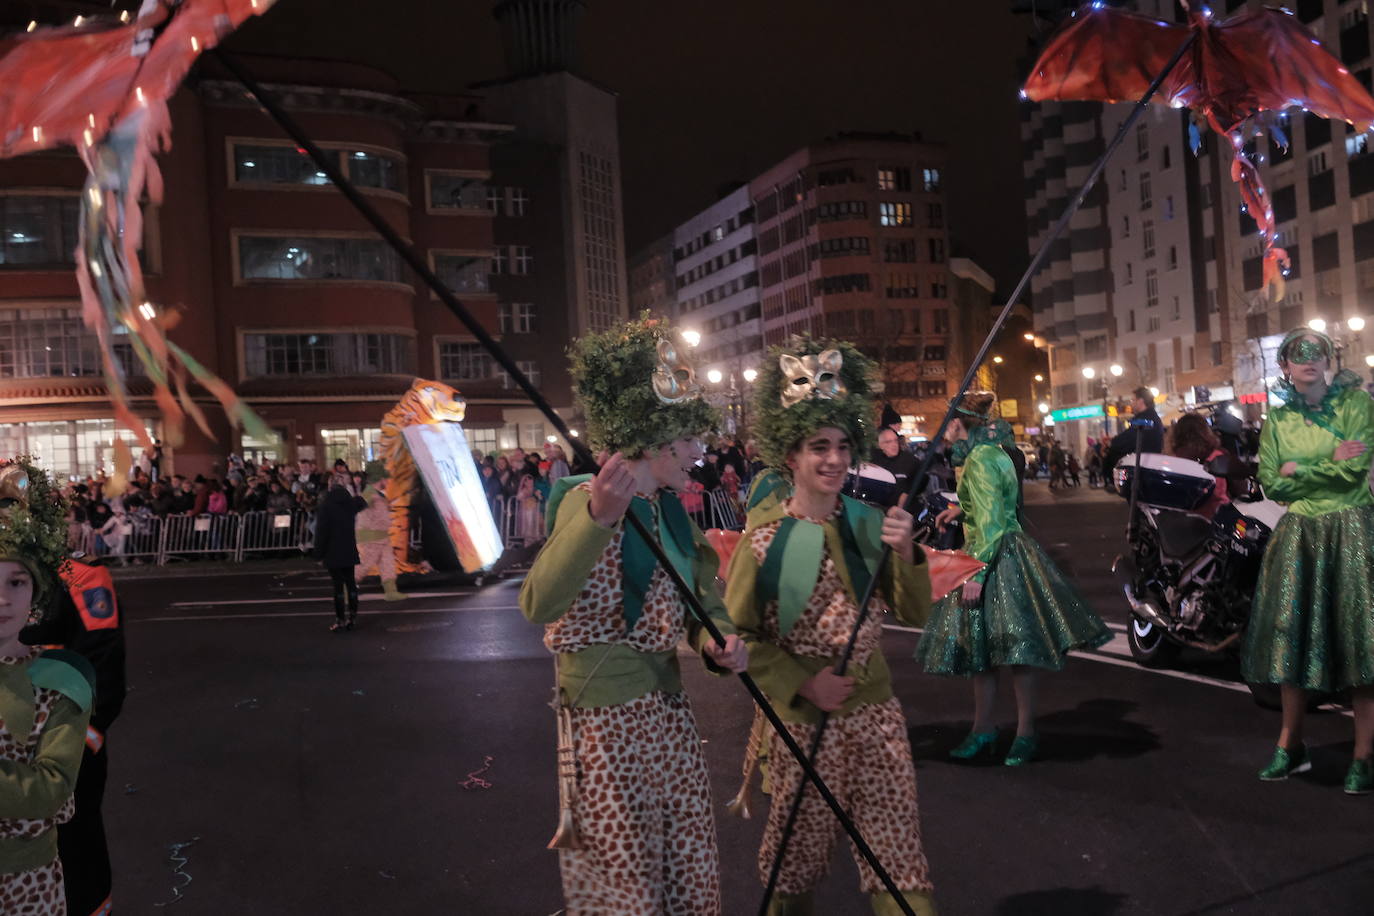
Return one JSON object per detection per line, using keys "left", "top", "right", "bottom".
{"left": 1049, "top": 404, "right": 1105, "bottom": 422}
{"left": 404, "top": 423, "right": 503, "bottom": 572}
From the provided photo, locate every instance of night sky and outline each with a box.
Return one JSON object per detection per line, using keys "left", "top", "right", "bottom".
{"left": 228, "top": 0, "right": 1039, "bottom": 294}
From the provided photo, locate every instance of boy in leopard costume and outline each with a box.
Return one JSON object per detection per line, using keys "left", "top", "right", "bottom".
{"left": 0, "top": 458, "right": 96, "bottom": 915}
{"left": 518, "top": 316, "right": 747, "bottom": 915}
{"left": 725, "top": 338, "right": 937, "bottom": 916}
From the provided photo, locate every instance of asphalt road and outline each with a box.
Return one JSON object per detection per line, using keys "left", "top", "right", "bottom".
{"left": 96, "top": 480, "right": 1374, "bottom": 915}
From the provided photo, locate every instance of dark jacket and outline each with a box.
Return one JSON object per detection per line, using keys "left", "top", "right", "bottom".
{"left": 21, "top": 560, "right": 126, "bottom": 736}
{"left": 314, "top": 485, "right": 365, "bottom": 569}
{"left": 870, "top": 447, "right": 919, "bottom": 504}
{"left": 1103, "top": 406, "right": 1165, "bottom": 481}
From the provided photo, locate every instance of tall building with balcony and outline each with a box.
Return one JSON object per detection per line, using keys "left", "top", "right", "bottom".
{"left": 750, "top": 132, "right": 954, "bottom": 430}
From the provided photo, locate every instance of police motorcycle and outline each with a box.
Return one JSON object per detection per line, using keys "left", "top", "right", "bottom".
{"left": 1110, "top": 449, "right": 1285, "bottom": 690}
{"left": 844, "top": 463, "right": 963, "bottom": 550}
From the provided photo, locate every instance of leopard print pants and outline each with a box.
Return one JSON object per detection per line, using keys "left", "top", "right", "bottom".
{"left": 0, "top": 860, "right": 65, "bottom": 915}
{"left": 760, "top": 696, "right": 934, "bottom": 897}
{"left": 560, "top": 691, "right": 720, "bottom": 915}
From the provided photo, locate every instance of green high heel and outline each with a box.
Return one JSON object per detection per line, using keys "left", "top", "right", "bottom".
{"left": 1004, "top": 734, "right": 1039, "bottom": 767}
{"left": 1258, "top": 744, "right": 1311, "bottom": 781}
{"left": 949, "top": 729, "right": 999, "bottom": 760}
{"left": 1344, "top": 758, "right": 1372, "bottom": 796}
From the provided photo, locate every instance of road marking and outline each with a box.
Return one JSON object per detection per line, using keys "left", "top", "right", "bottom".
{"left": 138, "top": 604, "right": 523, "bottom": 623}
{"left": 168, "top": 590, "right": 478, "bottom": 608}
{"left": 883, "top": 622, "right": 1354, "bottom": 716}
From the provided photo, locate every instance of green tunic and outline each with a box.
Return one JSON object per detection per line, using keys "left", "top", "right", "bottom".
{"left": 725, "top": 495, "right": 931, "bottom": 725}
{"left": 518, "top": 485, "right": 735, "bottom": 708}
{"left": 1, "top": 650, "right": 92, "bottom": 874}
{"left": 1255, "top": 378, "right": 1374, "bottom": 516}
{"left": 1243, "top": 375, "right": 1374, "bottom": 690}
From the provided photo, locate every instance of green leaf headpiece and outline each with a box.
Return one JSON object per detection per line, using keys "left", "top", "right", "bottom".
{"left": 0, "top": 457, "right": 70, "bottom": 618}
{"left": 753, "top": 336, "right": 879, "bottom": 473}
{"left": 569, "top": 314, "right": 721, "bottom": 457}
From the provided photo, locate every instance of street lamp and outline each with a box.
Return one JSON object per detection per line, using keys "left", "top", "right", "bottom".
{"left": 1023, "top": 332, "right": 1035, "bottom": 341}
{"left": 1110, "top": 364, "right": 1124, "bottom": 377}
{"left": 1308, "top": 318, "right": 1327, "bottom": 333}
{"left": 1350, "top": 316, "right": 1367, "bottom": 332}
{"left": 706, "top": 368, "right": 723, "bottom": 384}
{"left": 1038, "top": 402, "right": 1050, "bottom": 414}
{"left": 1034, "top": 373, "right": 1044, "bottom": 382}
{"left": 1082, "top": 366, "right": 1096, "bottom": 379}
{"left": 1149, "top": 386, "right": 1160, "bottom": 398}
{"left": 681, "top": 329, "right": 701, "bottom": 348}
{"left": 993, "top": 355, "right": 1004, "bottom": 364}
{"left": 742, "top": 367, "right": 758, "bottom": 383}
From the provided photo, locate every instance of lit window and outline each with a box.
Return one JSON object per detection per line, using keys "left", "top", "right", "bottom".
{"left": 879, "top": 202, "right": 913, "bottom": 227}
{"left": 0, "top": 196, "right": 81, "bottom": 267}
{"left": 238, "top": 235, "right": 403, "bottom": 283}
{"left": 922, "top": 168, "right": 941, "bottom": 192}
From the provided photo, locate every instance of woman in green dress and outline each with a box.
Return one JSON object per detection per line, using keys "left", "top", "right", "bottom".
{"left": 916, "top": 392, "right": 1110, "bottom": 765}
{"left": 1242, "top": 328, "right": 1374, "bottom": 794}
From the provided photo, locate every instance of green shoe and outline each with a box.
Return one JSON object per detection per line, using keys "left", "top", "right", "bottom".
{"left": 1005, "top": 734, "right": 1039, "bottom": 767}
{"left": 1258, "top": 744, "right": 1311, "bottom": 781}
{"left": 1344, "top": 758, "right": 1373, "bottom": 796}
{"left": 949, "top": 729, "right": 999, "bottom": 761}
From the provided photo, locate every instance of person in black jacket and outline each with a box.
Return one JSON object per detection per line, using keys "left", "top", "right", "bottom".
{"left": 314, "top": 485, "right": 366, "bottom": 631}
{"left": 1103, "top": 387, "right": 1165, "bottom": 486}
{"left": 21, "top": 557, "right": 126, "bottom": 916}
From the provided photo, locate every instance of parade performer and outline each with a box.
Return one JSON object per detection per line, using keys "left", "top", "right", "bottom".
{"left": 1242, "top": 328, "right": 1374, "bottom": 794}
{"left": 355, "top": 463, "right": 403, "bottom": 603}
{"left": 22, "top": 557, "right": 126, "bottom": 916}
{"left": 726, "top": 338, "right": 936, "bottom": 916}
{"left": 517, "top": 316, "right": 747, "bottom": 915}
{"left": 916, "top": 393, "right": 1110, "bottom": 766}
{"left": 0, "top": 459, "right": 96, "bottom": 915}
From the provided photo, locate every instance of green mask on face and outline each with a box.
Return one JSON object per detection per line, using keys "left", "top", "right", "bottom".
{"left": 1286, "top": 338, "right": 1327, "bottom": 365}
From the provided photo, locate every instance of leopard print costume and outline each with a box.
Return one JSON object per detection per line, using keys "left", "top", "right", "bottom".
{"left": 377, "top": 379, "right": 468, "bottom": 574}
{"left": 1, "top": 650, "right": 76, "bottom": 916}
{"left": 748, "top": 509, "right": 934, "bottom": 899}
{"left": 545, "top": 484, "right": 722, "bottom": 915}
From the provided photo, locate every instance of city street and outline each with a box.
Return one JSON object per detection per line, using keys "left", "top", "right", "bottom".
{"left": 102, "top": 481, "right": 1373, "bottom": 915}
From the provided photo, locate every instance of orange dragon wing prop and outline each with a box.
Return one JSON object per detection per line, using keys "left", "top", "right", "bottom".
{"left": 1024, "top": 2, "right": 1374, "bottom": 299}
{"left": 0, "top": 1, "right": 276, "bottom": 447}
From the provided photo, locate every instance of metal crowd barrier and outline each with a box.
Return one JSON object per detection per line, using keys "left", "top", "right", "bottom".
{"left": 688, "top": 489, "right": 744, "bottom": 532}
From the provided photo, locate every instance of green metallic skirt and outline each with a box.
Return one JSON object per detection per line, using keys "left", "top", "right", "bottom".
{"left": 1242, "top": 504, "right": 1374, "bottom": 691}
{"left": 915, "top": 531, "right": 1111, "bottom": 676}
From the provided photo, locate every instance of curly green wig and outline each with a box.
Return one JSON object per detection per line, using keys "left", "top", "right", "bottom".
{"left": 569, "top": 314, "right": 721, "bottom": 457}
{"left": 0, "top": 457, "right": 70, "bottom": 617}
{"left": 753, "top": 336, "right": 879, "bottom": 472}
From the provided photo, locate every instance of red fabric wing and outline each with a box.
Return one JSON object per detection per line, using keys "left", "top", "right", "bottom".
{"left": 1023, "top": 7, "right": 1189, "bottom": 105}
{"left": 1193, "top": 8, "right": 1374, "bottom": 131}
{"left": 0, "top": 0, "right": 271, "bottom": 158}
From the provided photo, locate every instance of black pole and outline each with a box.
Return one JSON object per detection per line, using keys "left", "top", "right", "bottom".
{"left": 210, "top": 49, "right": 915, "bottom": 906}
{"left": 756, "top": 31, "right": 1198, "bottom": 914}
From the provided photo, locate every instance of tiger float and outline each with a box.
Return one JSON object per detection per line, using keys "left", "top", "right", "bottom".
{"left": 375, "top": 379, "right": 470, "bottom": 576}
